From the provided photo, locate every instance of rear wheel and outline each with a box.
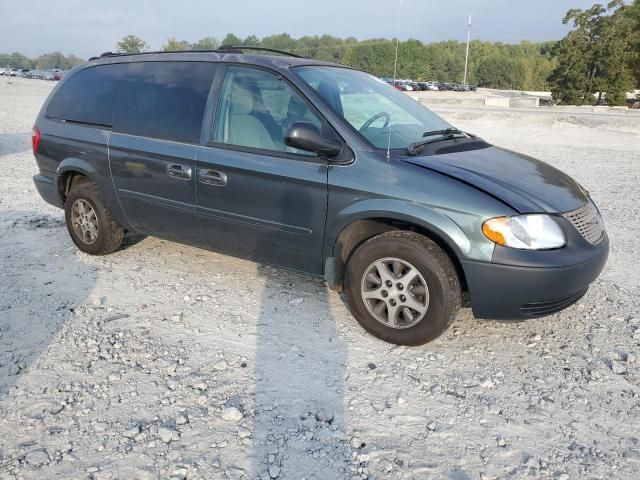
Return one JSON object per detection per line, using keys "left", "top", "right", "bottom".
{"left": 64, "top": 182, "right": 124, "bottom": 255}
{"left": 345, "top": 231, "right": 461, "bottom": 345}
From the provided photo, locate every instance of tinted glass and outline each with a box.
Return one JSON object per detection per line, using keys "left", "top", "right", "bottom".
{"left": 214, "top": 66, "right": 324, "bottom": 156}
{"left": 296, "top": 66, "right": 451, "bottom": 149}
{"left": 114, "top": 62, "right": 217, "bottom": 144}
{"left": 46, "top": 64, "right": 126, "bottom": 126}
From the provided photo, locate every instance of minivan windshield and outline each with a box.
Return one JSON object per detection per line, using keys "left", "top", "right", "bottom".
{"left": 295, "top": 66, "right": 452, "bottom": 150}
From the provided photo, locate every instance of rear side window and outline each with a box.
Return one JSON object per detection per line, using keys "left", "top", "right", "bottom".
{"left": 114, "top": 62, "right": 217, "bottom": 144}
{"left": 46, "top": 64, "right": 126, "bottom": 126}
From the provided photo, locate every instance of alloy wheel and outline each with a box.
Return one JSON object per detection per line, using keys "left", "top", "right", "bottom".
{"left": 360, "top": 257, "right": 430, "bottom": 329}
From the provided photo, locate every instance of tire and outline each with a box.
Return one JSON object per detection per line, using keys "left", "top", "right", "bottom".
{"left": 344, "top": 231, "right": 461, "bottom": 346}
{"left": 64, "top": 182, "right": 124, "bottom": 255}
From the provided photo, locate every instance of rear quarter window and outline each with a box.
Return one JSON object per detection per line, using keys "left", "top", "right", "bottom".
{"left": 113, "top": 61, "right": 217, "bottom": 144}
{"left": 46, "top": 64, "right": 126, "bottom": 126}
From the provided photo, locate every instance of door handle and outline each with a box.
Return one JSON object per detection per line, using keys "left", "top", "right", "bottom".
{"left": 199, "top": 169, "right": 227, "bottom": 186}
{"left": 166, "top": 164, "right": 192, "bottom": 180}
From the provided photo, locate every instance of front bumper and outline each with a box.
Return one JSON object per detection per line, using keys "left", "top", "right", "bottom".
{"left": 461, "top": 218, "right": 609, "bottom": 320}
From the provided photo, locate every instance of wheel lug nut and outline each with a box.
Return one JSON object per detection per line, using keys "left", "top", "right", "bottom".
{"left": 397, "top": 283, "right": 404, "bottom": 290}
{"left": 381, "top": 290, "right": 388, "bottom": 297}
{"left": 385, "top": 280, "right": 392, "bottom": 287}
{"left": 390, "top": 299, "right": 397, "bottom": 306}
{"left": 400, "top": 295, "right": 406, "bottom": 302}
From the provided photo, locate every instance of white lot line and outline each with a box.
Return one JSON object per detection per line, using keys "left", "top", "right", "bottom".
{"left": 0, "top": 79, "right": 639, "bottom": 479}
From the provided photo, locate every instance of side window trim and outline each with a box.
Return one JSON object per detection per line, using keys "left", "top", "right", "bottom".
{"left": 207, "top": 63, "right": 343, "bottom": 159}
{"left": 199, "top": 63, "right": 226, "bottom": 145}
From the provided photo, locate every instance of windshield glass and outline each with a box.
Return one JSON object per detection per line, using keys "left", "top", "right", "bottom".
{"left": 295, "top": 66, "right": 451, "bottom": 150}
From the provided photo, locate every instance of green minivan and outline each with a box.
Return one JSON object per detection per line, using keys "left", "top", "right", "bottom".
{"left": 32, "top": 47, "right": 608, "bottom": 345}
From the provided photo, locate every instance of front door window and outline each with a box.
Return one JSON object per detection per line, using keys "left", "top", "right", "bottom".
{"left": 214, "top": 66, "right": 324, "bottom": 157}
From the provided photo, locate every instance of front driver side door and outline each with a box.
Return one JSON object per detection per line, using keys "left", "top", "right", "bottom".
{"left": 195, "top": 65, "right": 333, "bottom": 274}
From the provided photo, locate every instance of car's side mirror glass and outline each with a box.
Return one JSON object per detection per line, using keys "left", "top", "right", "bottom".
{"left": 284, "top": 122, "right": 342, "bottom": 157}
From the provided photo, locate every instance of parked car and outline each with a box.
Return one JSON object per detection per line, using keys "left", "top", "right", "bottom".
{"left": 31, "top": 49, "right": 608, "bottom": 345}
{"left": 392, "top": 81, "right": 409, "bottom": 91}
{"left": 424, "top": 81, "right": 439, "bottom": 91}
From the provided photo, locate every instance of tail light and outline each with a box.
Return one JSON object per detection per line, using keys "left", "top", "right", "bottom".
{"left": 32, "top": 126, "right": 41, "bottom": 156}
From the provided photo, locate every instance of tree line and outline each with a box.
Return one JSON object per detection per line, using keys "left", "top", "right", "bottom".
{"left": 117, "top": 1, "right": 640, "bottom": 105}
{"left": 0, "top": 52, "right": 84, "bottom": 70}
{"left": 116, "top": 34, "right": 558, "bottom": 92}
{"left": 2, "top": 1, "right": 638, "bottom": 105}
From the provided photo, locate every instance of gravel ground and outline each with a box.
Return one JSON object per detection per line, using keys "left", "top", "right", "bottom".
{"left": 1, "top": 78, "right": 639, "bottom": 480}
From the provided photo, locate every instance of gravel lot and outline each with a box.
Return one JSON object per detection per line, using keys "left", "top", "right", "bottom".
{"left": 1, "top": 78, "right": 639, "bottom": 480}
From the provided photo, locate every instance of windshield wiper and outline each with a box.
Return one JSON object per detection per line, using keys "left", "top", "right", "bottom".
{"left": 407, "top": 129, "right": 468, "bottom": 155}
{"left": 421, "top": 128, "right": 464, "bottom": 138}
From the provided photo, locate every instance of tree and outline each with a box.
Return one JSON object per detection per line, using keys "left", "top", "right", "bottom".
{"left": 221, "top": 33, "right": 242, "bottom": 46}
{"left": 243, "top": 35, "right": 260, "bottom": 46}
{"left": 162, "top": 38, "right": 191, "bottom": 51}
{"left": 117, "top": 35, "right": 149, "bottom": 54}
{"left": 342, "top": 40, "right": 395, "bottom": 77}
{"left": 36, "top": 52, "right": 67, "bottom": 69}
{"left": 625, "top": 0, "right": 640, "bottom": 85}
{"left": 476, "top": 53, "right": 525, "bottom": 89}
{"left": 192, "top": 37, "right": 219, "bottom": 50}
{"left": 63, "top": 55, "right": 85, "bottom": 69}
{"left": 260, "top": 33, "right": 297, "bottom": 52}
{"left": 1, "top": 52, "right": 31, "bottom": 69}
{"left": 549, "top": 1, "right": 635, "bottom": 106}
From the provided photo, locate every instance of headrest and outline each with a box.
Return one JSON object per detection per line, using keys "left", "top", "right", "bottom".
{"left": 287, "top": 95, "right": 308, "bottom": 118}
{"left": 229, "top": 85, "right": 254, "bottom": 115}
{"left": 317, "top": 81, "right": 343, "bottom": 115}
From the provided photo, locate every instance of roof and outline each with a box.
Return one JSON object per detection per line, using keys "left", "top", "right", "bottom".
{"left": 88, "top": 47, "right": 343, "bottom": 70}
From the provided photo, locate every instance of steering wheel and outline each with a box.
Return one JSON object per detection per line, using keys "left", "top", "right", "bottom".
{"left": 359, "top": 112, "right": 390, "bottom": 132}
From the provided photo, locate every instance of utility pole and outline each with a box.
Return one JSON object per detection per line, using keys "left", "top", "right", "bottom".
{"left": 463, "top": 14, "right": 471, "bottom": 86}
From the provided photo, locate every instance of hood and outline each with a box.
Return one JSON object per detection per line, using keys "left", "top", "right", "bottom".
{"left": 402, "top": 146, "right": 588, "bottom": 213}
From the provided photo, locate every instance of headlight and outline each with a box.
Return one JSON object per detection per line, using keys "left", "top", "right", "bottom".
{"left": 482, "top": 215, "right": 566, "bottom": 250}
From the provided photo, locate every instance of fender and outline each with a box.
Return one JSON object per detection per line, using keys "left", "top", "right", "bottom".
{"left": 323, "top": 198, "right": 494, "bottom": 289}
{"left": 56, "top": 157, "right": 130, "bottom": 228}
{"left": 325, "top": 198, "right": 473, "bottom": 259}
{"left": 56, "top": 157, "right": 102, "bottom": 191}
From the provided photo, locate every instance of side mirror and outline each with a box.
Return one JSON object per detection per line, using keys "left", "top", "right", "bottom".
{"left": 284, "top": 122, "right": 342, "bottom": 157}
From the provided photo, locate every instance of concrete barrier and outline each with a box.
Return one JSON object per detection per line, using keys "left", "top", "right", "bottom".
{"left": 509, "top": 97, "right": 539, "bottom": 108}
{"left": 415, "top": 92, "right": 639, "bottom": 114}
{"left": 483, "top": 97, "right": 510, "bottom": 108}
{"left": 418, "top": 97, "right": 486, "bottom": 107}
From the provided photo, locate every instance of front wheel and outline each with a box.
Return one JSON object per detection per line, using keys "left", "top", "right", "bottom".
{"left": 345, "top": 231, "right": 461, "bottom": 345}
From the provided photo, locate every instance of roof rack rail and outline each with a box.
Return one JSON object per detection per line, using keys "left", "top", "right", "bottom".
{"left": 88, "top": 45, "right": 303, "bottom": 62}
{"left": 219, "top": 45, "right": 304, "bottom": 58}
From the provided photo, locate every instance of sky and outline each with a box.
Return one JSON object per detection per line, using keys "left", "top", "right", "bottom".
{"left": 1, "top": 0, "right": 599, "bottom": 59}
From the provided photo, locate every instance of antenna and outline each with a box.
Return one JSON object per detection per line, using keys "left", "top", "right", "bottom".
{"left": 463, "top": 14, "right": 472, "bottom": 86}
{"left": 386, "top": 0, "right": 403, "bottom": 161}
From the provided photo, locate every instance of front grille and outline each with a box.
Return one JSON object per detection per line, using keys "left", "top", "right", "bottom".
{"left": 563, "top": 201, "right": 605, "bottom": 244}
{"left": 520, "top": 288, "right": 588, "bottom": 317}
